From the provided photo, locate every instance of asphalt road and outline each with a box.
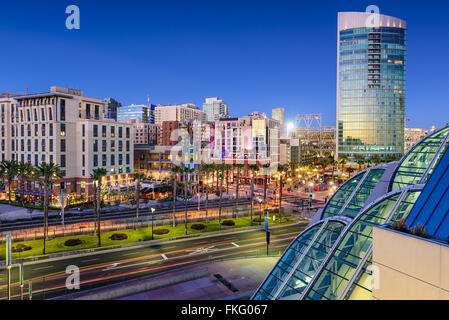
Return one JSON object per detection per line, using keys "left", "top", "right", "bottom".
{"left": 0, "top": 222, "right": 308, "bottom": 300}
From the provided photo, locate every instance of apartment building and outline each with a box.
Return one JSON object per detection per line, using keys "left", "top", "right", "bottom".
{"left": 131, "top": 120, "right": 160, "bottom": 145}
{"left": 202, "top": 97, "right": 229, "bottom": 122}
{"left": 212, "top": 112, "right": 280, "bottom": 170}
{"left": 154, "top": 103, "right": 206, "bottom": 126}
{"left": 1, "top": 86, "right": 134, "bottom": 200}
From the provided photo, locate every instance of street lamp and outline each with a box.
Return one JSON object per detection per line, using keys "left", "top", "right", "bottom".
{"left": 151, "top": 207, "right": 155, "bottom": 240}
{"left": 257, "top": 198, "right": 262, "bottom": 225}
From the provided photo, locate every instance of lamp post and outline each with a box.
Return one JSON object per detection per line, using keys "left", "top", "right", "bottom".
{"left": 151, "top": 207, "right": 155, "bottom": 240}
{"left": 258, "top": 198, "right": 262, "bottom": 225}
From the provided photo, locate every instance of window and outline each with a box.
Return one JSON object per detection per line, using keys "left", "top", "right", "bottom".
{"left": 111, "top": 154, "right": 115, "bottom": 166}
{"left": 102, "top": 140, "right": 107, "bottom": 152}
{"left": 34, "top": 139, "right": 38, "bottom": 152}
{"left": 126, "top": 127, "right": 130, "bottom": 138}
{"left": 42, "top": 139, "right": 46, "bottom": 152}
{"left": 60, "top": 99, "right": 66, "bottom": 121}
{"left": 86, "top": 104, "right": 91, "bottom": 119}
{"left": 82, "top": 154, "right": 85, "bottom": 167}
{"left": 111, "top": 140, "right": 115, "bottom": 152}
{"left": 82, "top": 139, "right": 85, "bottom": 152}
{"left": 118, "top": 127, "right": 123, "bottom": 138}
{"left": 42, "top": 124, "right": 45, "bottom": 136}
{"left": 93, "top": 154, "right": 98, "bottom": 167}
{"left": 102, "top": 154, "right": 107, "bottom": 166}
{"left": 41, "top": 108, "right": 45, "bottom": 121}
{"left": 60, "top": 124, "right": 66, "bottom": 136}
{"left": 118, "top": 154, "right": 123, "bottom": 165}
{"left": 93, "top": 125, "right": 98, "bottom": 137}
{"left": 95, "top": 105, "right": 99, "bottom": 120}
{"left": 34, "top": 154, "right": 38, "bottom": 166}
{"left": 49, "top": 123, "right": 53, "bottom": 136}
{"left": 61, "top": 139, "right": 66, "bottom": 152}
{"left": 27, "top": 139, "right": 31, "bottom": 151}
{"left": 48, "top": 108, "right": 52, "bottom": 120}
{"left": 34, "top": 124, "right": 38, "bottom": 136}
{"left": 102, "top": 125, "right": 106, "bottom": 137}
{"left": 111, "top": 126, "right": 115, "bottom": 138}
{"left": 118, "top": 140, "right": 123, "bottom": 152}
{"left": 126, "top": 154, "right": 130, "bottom": 165}
{"left": 60, "top": 154, "right": 66, "bottom": 168}
{"left": 49, "top": 139, "right": 53, "bottom": 152}
{"left": 126, "top": 140, "right": 130, "bottom": 151}
{"left": 82, "top": 124, "right": 85, "bottom": 137}
{"left": 93, "top": 139, "right": 98, "bottom": 152}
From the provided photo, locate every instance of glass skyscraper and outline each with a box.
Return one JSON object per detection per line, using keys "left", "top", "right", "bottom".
{"left": 337, "top": 12, "right": 406, "bottom": 160}
{"left": 118, "top": 104, "right": 156, "bottom": 124}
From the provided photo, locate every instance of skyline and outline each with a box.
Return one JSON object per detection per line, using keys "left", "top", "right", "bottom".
{"left": 1, "top": 0, "right": 448, "bottom": 129}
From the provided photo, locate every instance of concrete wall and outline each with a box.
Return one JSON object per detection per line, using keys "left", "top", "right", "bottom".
{"left": 373, "top": 226, "right": 449, "bottom": 300}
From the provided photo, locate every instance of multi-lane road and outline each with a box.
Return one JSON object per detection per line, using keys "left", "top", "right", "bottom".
{"left": 0, "top": 222, "right": 308, "bottom": 300}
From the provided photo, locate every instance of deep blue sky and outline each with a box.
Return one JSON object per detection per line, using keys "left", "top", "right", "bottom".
{"left": 1, "top": 0, "right": 448, "bottom": 129}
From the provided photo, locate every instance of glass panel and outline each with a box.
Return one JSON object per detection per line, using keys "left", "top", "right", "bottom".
{"left": 276, "top": 221, "right": 345, "bottom": 300}
{"left": 303, "top": 194, "right": 400, "bottom": 300}
{"left": 322, "top": 172, "right": 364, "bottom": 219}
{"left": 391, "top": 127, "right": 449, "bottom": 191}
{"left": 252, "top": 223, "right": 322, "bottom": 300}
{"left": 341, "top": 169, "right": 385, "bottom": 218}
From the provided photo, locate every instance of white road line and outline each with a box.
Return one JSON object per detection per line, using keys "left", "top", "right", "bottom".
{"left": 33, "top": 265, "right": 53, "bottom": 270}
{"left": 81, "top": 258, "right": 99, "bottom": 263}
{"left": 122, "top": 252, "right": 136, "bottom": 256}
{"left": 232, "top": 243, "right": 240, "bottom": 247}
{"left": 161, "top": 254, "right": 168, "bottom": 260}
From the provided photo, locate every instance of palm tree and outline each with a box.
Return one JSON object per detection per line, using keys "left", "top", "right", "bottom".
{"left": 338, "top": 155, "right": 348, "bottom": 171}
{"left": 1, "top": 160, "right": 18, "bottom": 205}
{"left": 233, "top": 163, "right": 244, "bottom": 214}
{"left": 345, "top": 166, "right": 355, "bottom": 178}
{"left": 217, "top": 164, "right": 225, "bottom": 230}
{"left": 134, "top": 172, "right": 145, "bottom": 229}
{"left": 183, "top": 167, "right": 195, "bottom": 235}
{"left": 224, "top": 164, "right": 231, "bottom": 198}
{"left": 91, "top": 168, "right": 107, "bottom": 247}
{"left": 248, "top": 164, "right": 260, "bottom": 225}
{"left": 277, "top": 164, "right": 289, "bottom": 223}
{"left": 171, "top": 165, "right": 182, "bottom": 227}
{"left": 202, "top": 164, "right": 212, "bottom": 223}
{"left": 262, "top": 163, "right": 271, "bottom": 212}
{"left": 35, "top": 162, "right": 63, "bottom": 255}
{"left": 17, "top": 162, "right": 35, "bottom": 207}
{"left": 354, "top": 155, "right": 365, "bottom": 171}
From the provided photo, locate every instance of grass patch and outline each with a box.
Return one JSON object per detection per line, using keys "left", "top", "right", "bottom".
{"left": 0, "top": 214, "right": 293, "bottom": 260}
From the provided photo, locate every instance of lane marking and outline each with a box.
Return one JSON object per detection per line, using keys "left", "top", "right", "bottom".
{"left": 161, "top": 254, "right": 168, "bottom": 260}
{"left": 82, "top": 258, "right": 99, "bottom": 263}
{"left": 33, "top": 265, "right": 53, "bottom": 270}
{"left": 232, "top": 242, "right": 240, "bottom": 247}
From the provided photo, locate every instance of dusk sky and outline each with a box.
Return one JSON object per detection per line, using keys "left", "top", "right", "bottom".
{"left": 1, "top": 0, "right": 448, "bottom": 129}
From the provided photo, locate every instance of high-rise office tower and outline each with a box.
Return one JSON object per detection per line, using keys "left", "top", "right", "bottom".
{"left": 118, "top": 104, "right": 156, "bottom": 124}
{"left": 103, "top": 97, "right": 121, "bottom": 121}
{"left": 272, "top": 108, "right": 285, "bottom": 136}
{"left": 337, "top": 12, "right": 406, "bottom": 160}
{"left": 202, "top": 97, "right": 229, "bottom": 122}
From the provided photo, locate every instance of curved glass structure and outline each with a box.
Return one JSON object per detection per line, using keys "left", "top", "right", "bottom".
{"left": 390, "top": 126, "right": 449, "bottom": 191}
{"left": 337, "top": 12, "right": 406, "bottom": 159}
{"left": 321, "top": 168, "right": 385, "bottom": 219}
{"left": 253, "top": 125, "right": 449, "bottom": 300}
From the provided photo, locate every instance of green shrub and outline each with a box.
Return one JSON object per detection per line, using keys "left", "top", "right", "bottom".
{"left": 252, "top": 217, "right": 264, "bottom": 223}
{"left": 222, "top": 220, "right": 235, "bottom": 226}
{"left": 12, "top": 244, "right": 32, "bottom": 253}
{"left": 191, "top": 224, "right": 206, "bottom": 230}
{"left": 64, "top": 239, "right": 83, "bottom": 247}
{"left": 109, "top": 233, "right": 128, "bottom": 241}
{"left": 153, "top": 228, "right": 169, "bottom": 235}
{"left": 391, "top": 218, "right": 408, "bottom": 232}
{"left": 410, "top": 223, "right": 428, "bottom": 238}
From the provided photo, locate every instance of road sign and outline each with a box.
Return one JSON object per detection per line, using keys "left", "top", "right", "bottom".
{"left": 264, "top": 217, "right": 269, "bottom": 231}
{"left": 6, "top": 233, "right": 11, "bottom": 267}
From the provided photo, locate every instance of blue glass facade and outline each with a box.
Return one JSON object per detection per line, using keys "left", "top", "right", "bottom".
{"left": 337, "top": 16, "right": 406, "bottom": 160}
{"left": 118, "top": 104, "right": 156, "bottom": 124}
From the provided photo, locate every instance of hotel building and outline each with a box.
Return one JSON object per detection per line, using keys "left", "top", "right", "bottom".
{"left": 202, "top": 97, "right": 229, "bottom": 122}
{"left": 336, "top": 12, "right": 406, "bottom": 160}
{"left": 0, "top": 86, "right": 134, "bottom": 200}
